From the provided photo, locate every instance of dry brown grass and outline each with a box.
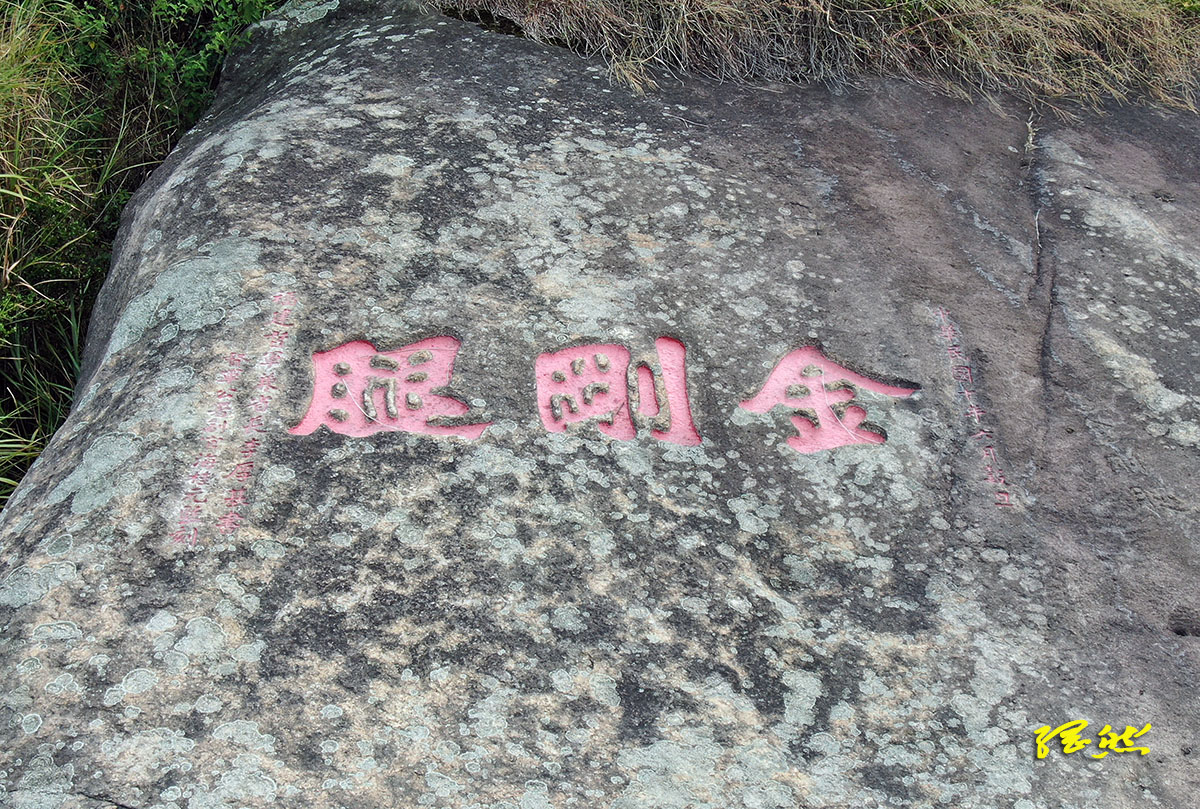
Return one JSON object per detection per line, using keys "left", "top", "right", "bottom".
{"left": 429, "top": 0, "right": 1200, "bottom": 109}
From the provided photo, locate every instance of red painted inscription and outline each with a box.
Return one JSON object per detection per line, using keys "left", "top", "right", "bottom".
{"left": 171, "top": 291, "right": 298, "bottom": 546}
{"left": 535, "top": 337, "right": 701, "bottom": 445}
{"left": 740, "top": 345, "right": 918, "bottom": 454}
{"left": 290, "top": 336, "right": 490, "bottom": 439}
{"left": 934, "top": 307, "right": 1015, "bottom": 508}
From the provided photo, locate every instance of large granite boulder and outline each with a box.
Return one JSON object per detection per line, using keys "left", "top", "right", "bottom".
{"left": 3, "top": 1, "right": 1199, "bottom": 806}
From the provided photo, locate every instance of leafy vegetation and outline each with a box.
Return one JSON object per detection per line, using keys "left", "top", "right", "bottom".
{"left": 0, "top": 0, "right": 282, "bottom": 505}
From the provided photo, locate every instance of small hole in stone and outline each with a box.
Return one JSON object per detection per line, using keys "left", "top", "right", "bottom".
{"left": 1167, "top": 606, "right": 1200, "bottom": 637}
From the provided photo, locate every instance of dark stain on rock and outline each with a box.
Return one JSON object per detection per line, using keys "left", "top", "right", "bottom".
{"left": 616, "top": 672, "right": 667, "bottom": 742}
{"left": 861, "top": 762, "right": 918, "bottom": 802}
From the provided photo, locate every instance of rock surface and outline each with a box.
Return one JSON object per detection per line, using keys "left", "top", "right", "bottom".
{"left": 3, "top": 1, "right": 1200, "bottom": 806}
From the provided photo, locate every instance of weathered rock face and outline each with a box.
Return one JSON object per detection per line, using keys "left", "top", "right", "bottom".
{"left": 3, "top": 1, "right": 1200, "bottom": 806}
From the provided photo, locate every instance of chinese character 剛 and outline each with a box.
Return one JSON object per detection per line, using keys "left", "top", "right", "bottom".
{"left": 535, "top": 337, "right": 701, "bottom": 445}
{"left": 739, "top": 345, "right": 918, "bottom": 453}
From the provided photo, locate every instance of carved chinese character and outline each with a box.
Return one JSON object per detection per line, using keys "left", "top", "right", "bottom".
{"left": 170, "top": 526, "right": 198, "bottom": 546}
{"left": 228, "top": 461, "right": 255, "bottom": 482}
{"left": 216, "top": 511, "right": 244, "bottom": 535}
{"left": 535, "top": 337, "right": 701, "bottom": 445}
{"left": 290, "top": 337, "right": 490, "bottom": 439}
{"left": 740, "top": 345, "right": 918, "bottom": 454}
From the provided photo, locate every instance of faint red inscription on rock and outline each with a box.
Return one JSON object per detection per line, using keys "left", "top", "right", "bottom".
{"left": 171, "top": 291, "right": 297, "bottom": 546}
{"left": 290, "top": 336, "right": 490, "bottom": 439}
{"left": 934, "top": 307, "right": 1015, "bottom": 508}
{"left": 740, "top": 345, "right": 917, "bottom": 453}
{"left": 535, "top": 337, "right": 701, "bottom": 445}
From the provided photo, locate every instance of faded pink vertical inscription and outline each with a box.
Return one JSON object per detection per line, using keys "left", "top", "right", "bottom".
{"left": 740, "top": 345, "right": 917, "bottom": 454}
{"left": 290, "top": 336, "right": 490, "bottom": 439}
{"left": 170, "top": 350, "right": 247, "bottom": 545}
{"left": 169, "top": 291, "right": 299, "bottom": 546}
{"left": 934, "top": 307, "right": 1015, "bottom": 507}
{"left": 535, "top": 337, "right": 701, "bottom": 446}
{"left": 215, "top": 291, "right": 298, "bottom": 536}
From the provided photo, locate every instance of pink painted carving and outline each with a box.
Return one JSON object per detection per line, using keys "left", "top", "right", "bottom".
{"left": 535, "top": 337, "right": 701, "bottom": 445}
{"left": 647, "top": 337, "right": 701, "bottom": 445}
{"left": 290, "top": 337, "right": 489, "bottom": 439}
{"left": 935, "top": 305, "right": 1017, "bottom": 509}
{"left": 740, "top": 345, "right": 917, "bottom": 454}
{"left": 536, "top": 343, "right": 635, "bottom": 440}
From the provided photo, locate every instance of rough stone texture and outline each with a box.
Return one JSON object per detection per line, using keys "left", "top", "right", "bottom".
{"left": 3, "top": 1, "right": 1200, "bottom": 807}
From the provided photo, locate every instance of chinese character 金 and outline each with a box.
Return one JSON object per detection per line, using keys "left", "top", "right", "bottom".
{"left": 290, "top": 337, "right": 490, "bottom": 439}
{"left": 739, "top": 345, "right": 918, "bottom": 454}
{"left": 535, "top": 337, "right": 701, "bottom": 446}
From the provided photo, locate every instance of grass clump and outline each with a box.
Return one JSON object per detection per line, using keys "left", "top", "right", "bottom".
{"left": 0, "top": 0, "right": 281, "bottom": 507}
{"left": 0, "top": 0, "right": 104, "bottom": 502}
{"left": 0, "top": 1, "right": 98, "bottom": 334}
{"left": 432, "top": 0, "right": 1200, "bottom": 108}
